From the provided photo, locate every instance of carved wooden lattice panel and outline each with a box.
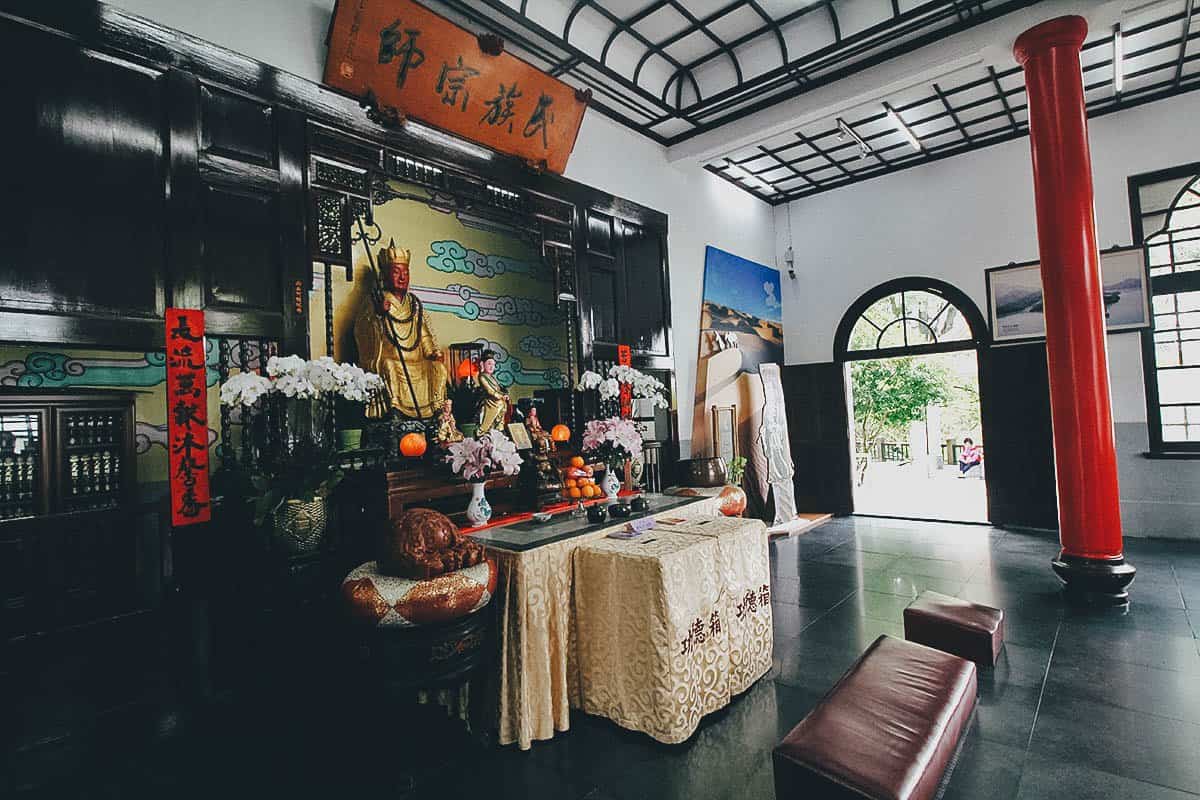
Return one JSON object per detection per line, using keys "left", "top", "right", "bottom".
{"left": 0, "top": 412, "right": 41, "bottom": 520}
{"left": 60, "top": 409, "right": 124, "bottom": 513}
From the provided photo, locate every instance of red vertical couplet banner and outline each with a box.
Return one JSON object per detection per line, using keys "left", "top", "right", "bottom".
{"left": 617, "top": 344, "right": 633, "bottom": 419}
{"left": 166, "top": 309, "right": 212, "bottom": 526}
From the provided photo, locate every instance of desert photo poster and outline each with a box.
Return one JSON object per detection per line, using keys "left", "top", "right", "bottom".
{"left": 986, "top": 246, "right": 1151, "bottom": 343}
{"left": 692, "top": 246, "right": 784, "bottom": 505}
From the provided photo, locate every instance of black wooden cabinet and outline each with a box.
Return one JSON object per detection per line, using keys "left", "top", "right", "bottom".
{"left": 0, "top": 391, "right": 141, "bottom": 647}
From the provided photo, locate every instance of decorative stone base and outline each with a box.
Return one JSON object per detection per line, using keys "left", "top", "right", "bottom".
{"left": 1051, "top": 552, "right": 1137, "bottom": 607}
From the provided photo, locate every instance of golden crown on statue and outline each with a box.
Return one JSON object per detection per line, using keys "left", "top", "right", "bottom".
{"left": 378, "top": 238, "right": 411, "bottom": 267}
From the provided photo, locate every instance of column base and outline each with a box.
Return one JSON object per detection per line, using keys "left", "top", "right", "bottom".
{"left": 1051, "top": 553, "right": 1136, "bottom": 606}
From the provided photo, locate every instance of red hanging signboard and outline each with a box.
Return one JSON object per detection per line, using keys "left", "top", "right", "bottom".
{"left": 166, "top": 309, "right": 212, "bottom": 526}
{"left": 617, "top": 344, "right": 633, "bottom": 420}
{"left": 323, "top": 0, "right": 589, "bottom": 173}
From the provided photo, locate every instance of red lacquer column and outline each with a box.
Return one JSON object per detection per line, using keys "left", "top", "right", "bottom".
{"left": 1014, "top": 16, "right": 1135, "bottom": 604}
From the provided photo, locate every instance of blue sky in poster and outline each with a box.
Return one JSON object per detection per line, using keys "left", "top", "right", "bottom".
{"left": 701, "top": 245, "right": 782, "bottom": 323}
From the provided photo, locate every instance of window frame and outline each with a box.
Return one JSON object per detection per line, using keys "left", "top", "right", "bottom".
{"left": 833, "top": 277, "right": 989, "bottom": 363}
{"left": 1128, "top": 161, "right": 1200, "bottom": 457}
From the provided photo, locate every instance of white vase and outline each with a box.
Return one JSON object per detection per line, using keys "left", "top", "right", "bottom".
{"left": 601, "top": 465, "right": 621, "bottom": 500}
{"left": 466, "top": 481, "right": 492, "bottom": 526}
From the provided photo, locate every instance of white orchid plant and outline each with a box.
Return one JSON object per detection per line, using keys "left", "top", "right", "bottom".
{"left": 219, "top": 355, "right": 385, "bottom": 408}
{"left": 218, "top": 355, "right": 385, "bottom": 526}
{"left": 575, "top": 364, "right": 668, "bottom": 409}
{"left": 445, "top": 429, "right": 523, "bottom": 482}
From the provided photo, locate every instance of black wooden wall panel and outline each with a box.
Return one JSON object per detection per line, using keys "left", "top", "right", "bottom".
{"left": 0, "top": 20, "right": 309, "bottom": 352}
{"left": 0, "top": 21, "right": 166, "bottom": 329}
{"left": 201, "top": 185, "right": 281, "bottom": 311}
{"left": 199, "top": 85, "right": 276, "bottom": 167}
{"left": 621, "top": 222, "right": 669, "bottom": 356}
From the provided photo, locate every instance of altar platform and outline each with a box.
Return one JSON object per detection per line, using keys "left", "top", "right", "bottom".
{"left": 471, "top": 492, "right": 772, "bottom": 749}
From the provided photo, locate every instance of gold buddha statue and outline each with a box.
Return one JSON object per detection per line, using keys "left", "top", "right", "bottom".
{"left": 477, "top": 349, "right": 510, "bottom": 433}
{"left": 354, "top": 240, "right": 449, "bottom": 420}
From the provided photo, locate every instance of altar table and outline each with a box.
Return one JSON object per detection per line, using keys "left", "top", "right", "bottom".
{"left": 573, "top": 517, "right": 773, "bottom": 743}
{"left": 469, "top": 492, "right": 727, "bottom": 749}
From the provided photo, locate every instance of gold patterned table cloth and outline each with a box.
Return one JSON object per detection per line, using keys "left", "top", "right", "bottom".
{"left": 485, "top": 494, "right": 723, "bottom": 749}
{"left": 573, "top": 517, "right": 773, "bottom": 744}
{"left": 654, "top": 516, "right": 774, "bottom": 695}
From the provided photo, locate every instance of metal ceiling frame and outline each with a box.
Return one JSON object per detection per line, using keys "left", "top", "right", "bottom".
{"left": 706, "top": 3, "right": 1200, "bottom": 204}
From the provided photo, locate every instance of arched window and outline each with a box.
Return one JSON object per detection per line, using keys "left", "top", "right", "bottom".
{"left": 835, "top": 278, "right": 987, "bottom": 361}
{"left": 848, "top": 290, "right": 973, "bottom": 352}
{"left": 1134, "top": 168, "right": 1200, "bottom": 452}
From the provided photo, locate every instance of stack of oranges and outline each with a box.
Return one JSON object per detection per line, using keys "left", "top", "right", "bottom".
{"left": 560, "top": 455, "right": 599, "bottom": 500}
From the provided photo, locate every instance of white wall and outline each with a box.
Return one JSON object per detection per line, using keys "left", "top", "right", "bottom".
{"left": 778, "top": 90, "right": 1200, "bottom": 537}
{"left": 106, "top": 0, "right": 778, "bottom": 455}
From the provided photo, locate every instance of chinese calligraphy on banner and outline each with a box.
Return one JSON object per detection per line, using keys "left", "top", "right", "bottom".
{"left": 165, "top": 309, "right": 211, "bottom": 526}
{"left": 617, "top": 343, "right": 632, "bottom": 419}
{"left": 324, "top": 0, "right": 589, "bottom": 173}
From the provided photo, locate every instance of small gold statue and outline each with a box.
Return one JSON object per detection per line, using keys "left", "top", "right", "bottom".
{"left": 354, "top": 240, "right": 449, "bottom": 420}
{"left": 434, "top": 398, "right": 465, "bottom": 448}
{"left": 476, "top": 349, "right": 510, "bottom": 433}
{"left": 525, "top": 404, "right": 551, "bottom": 451}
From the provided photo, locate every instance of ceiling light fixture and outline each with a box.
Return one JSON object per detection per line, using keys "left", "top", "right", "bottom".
{"left": 1112, "top": 23, "right": 1124, "bottom": 96}
{"left": 883, "top": 102, "right": 922, "bottom": 152}
{"left": 837, "top": 117, "right": 873, "bottom": 160}
{"left": 726, "top": 161, "right": 766, "bottom": 191}
{"left": 405, "top": 119, "right": 494, "bottom": 161}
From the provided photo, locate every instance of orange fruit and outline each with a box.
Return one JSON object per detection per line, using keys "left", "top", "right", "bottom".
{"left": 565, "top": 478, "right": 577, "bottom": 488}
{"left": 570, "top": 456, "right": 585, "bottom": 468}
{"left": 581, "top": 485, "right": 594, "bottom": 498}
{"left": 569, "top": 487, "right": 582, "bottom": 499}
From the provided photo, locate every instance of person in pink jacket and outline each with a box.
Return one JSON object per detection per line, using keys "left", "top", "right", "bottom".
{"left": 958, "top": 438, "right": 982, "bottom": 477}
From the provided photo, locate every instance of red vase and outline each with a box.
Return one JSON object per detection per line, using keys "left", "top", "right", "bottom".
{"left": 718, "top": 484, "right": 747, "bottom": 517}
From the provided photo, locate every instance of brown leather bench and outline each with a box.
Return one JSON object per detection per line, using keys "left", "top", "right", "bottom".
{"left": 904, "top": 591, "right": 1005, "bottom": 666}
{"left": 773, "top": 635, "right": 977, "bottom": 800}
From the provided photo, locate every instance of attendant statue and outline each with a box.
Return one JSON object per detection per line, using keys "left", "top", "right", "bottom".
{"left": 476, "top": 350, "right": 510, "bottom": 433}
{"left": 354, "top": 240, "right": 449, "bottom": 420}
{"left": 434, "top": 398, "right": 465, "bottom": 448}
{"left": 525, "top": 404, "right": 551, "bottom": 451}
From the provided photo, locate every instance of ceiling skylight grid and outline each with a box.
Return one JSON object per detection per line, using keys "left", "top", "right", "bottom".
{"left": 704, "top": 1, "right": 1200, "bottom": 204}
{"left": 428, "top": 0, "right": 1043, "bottom": 143}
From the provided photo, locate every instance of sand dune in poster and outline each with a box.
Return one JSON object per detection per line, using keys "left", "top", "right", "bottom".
{"left": 700, "top": 301, "right": 784, "bottom": 374}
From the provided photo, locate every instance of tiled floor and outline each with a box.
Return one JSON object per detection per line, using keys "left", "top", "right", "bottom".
{"left": 7, "top": 517, "right": 1200, "bottom": 799}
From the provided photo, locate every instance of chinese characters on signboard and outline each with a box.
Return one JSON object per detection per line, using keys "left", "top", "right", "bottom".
{"left": 166, "top": 309, "right": 211, "bottom": 526}
{"left": 324, "top": 0, "right": 589, "bottom": 173}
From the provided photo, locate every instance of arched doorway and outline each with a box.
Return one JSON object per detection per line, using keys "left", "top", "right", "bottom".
{"left": 834, "top": 279, "right": 991, "bottom": 522}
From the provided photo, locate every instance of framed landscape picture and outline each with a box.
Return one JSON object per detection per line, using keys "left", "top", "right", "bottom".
{"left": 985, "top": 246, "right": 1151, "bottom": 344}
